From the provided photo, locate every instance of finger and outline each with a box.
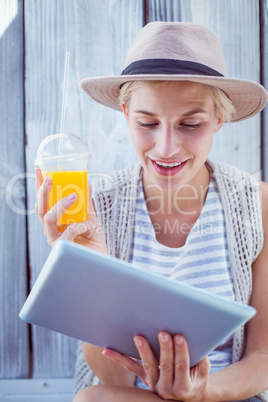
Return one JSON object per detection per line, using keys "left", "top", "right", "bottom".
{"left": 173, "top": 335, "right": 191, "bottom": 390}
{"left": 36, "top": 176, "right": 53, "bottom": 220}
{"left": 158, "top": 332, "right": 174, "bottom": 389}
{"left": 58, "top": 219, "right": 99, "bottom": 243}
{"left": 195, "top": 356, "right": 211, "bottom": 379}
{"left": 102, "top": 349, "right": 146, "bottom": 381}
{"left": 44, "top": 192, "right": 78, "bottom": 242}
{"left": 35, "top": 168, "right": 43, "bottom": 197}
{"left": 134, "top": 335, "right": 159, "bottom": 390}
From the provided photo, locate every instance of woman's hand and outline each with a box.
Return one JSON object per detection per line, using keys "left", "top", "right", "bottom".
{"left": 35, "top": 168, "right": 108, "bottom": 254}
{"left": 102, "top": 332, "right": 211, "bottom": 401}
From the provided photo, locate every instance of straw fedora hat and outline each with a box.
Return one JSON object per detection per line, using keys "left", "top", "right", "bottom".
{"left": 80, "top": 21, "right": 267, "bottom": 122}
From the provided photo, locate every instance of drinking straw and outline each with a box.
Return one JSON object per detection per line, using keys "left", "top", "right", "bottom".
{"left": 58, "top": 51, "right": 70, "bottom": 168}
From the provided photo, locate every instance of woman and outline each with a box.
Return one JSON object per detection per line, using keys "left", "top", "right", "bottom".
{"left": 36, "top": 22, "right": 268, "bottom": 401}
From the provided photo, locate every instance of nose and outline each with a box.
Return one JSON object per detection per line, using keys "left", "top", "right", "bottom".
{"left": 155, "top": 124, "right": 180, "bottom": 159}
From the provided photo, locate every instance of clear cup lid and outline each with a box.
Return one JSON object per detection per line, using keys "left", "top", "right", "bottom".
{"left": 34, "top": 133, "right": 90, "bottom": 168}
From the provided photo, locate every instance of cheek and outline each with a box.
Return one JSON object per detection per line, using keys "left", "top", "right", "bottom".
{"left": 185, "top": 129, "right": 214, "bottom": 154}
{"left": 130, "top": 129, "right": 154, "bottom": 154}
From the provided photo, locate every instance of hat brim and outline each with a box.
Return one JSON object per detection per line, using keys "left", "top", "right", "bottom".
{"left": 80, "top": 74, "right": 268, "bottom": 122}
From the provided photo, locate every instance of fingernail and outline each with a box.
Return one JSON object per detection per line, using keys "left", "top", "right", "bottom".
{"left": 134, "top": 337, "right": 143, "bottom": 348}
{"left": 175, "top": 336, "right": 184, "bottom": 346}
{"left": 160, "top": 333, "right": 169, "bottom": 344}
{"left": 44, "top": 176, "right": 52, "bottom": 185}
{"left": 67, "top": 192, "right": 77, "bottom": 200}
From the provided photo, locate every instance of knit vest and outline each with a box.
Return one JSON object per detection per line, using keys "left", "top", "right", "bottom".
{"left": 74, "top": 161, "right": 266, "bottom": 400}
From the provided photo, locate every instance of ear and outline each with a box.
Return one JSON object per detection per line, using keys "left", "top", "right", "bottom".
{"left": 213, "top": 117, "right": 224, "bottom": 134}
{"left": 121, "top": 103, "right": 129, "bottom": 121}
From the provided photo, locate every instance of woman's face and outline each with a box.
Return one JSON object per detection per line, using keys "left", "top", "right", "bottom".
{"left": 122, "top": 81, "right": 223, "bottom": 192}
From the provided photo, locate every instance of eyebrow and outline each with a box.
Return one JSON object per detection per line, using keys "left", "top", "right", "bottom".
{"left": 133, "top": 108, "right": 208, "bottom": 117}
{"left": 133, "top": 110, "right": 156, "bottom": 116}
{"left": 181, "top": 108, "right": 207, "bottom": 117}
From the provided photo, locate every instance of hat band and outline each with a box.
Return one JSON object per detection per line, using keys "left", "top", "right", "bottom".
{"left": 121, "top": 59, "right": 224, "bottom": 77}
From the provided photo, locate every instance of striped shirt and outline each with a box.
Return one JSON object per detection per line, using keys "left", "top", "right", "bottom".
{"left": 130, "top": 175, "right": 235, "bottom": 376}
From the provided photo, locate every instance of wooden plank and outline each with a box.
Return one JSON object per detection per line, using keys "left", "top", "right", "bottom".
{"left": 0, "top": 378, "right": 74, "bottom": 401}
{"left": 0, "top": 0, "right": 29, "bottom": 378}
{"left": 260, "top": 0, "right": 268, "bottom": 181}
{"left": 146, "top": 0, "right": 262, "bottom": 177}
{"left": 24, "top": 0, "right": 142, "bottom": 378}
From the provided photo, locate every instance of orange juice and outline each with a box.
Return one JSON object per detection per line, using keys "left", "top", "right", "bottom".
{"left": 44, "top": 170, "right": 89, "bottom": 228}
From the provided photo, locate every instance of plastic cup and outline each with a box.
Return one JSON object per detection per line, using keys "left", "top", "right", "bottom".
{"left": 35, "top": 133, "right": 90, "bottom": 231}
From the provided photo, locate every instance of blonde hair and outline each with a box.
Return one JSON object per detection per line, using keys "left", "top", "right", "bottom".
{"left": 119, "top": 80, "right": 235, "bottom": 123}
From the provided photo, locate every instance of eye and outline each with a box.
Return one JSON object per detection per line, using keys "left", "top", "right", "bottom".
{"left": 180, "top": 123, "right": 201, "bottom": 130}
{"left": 138, "top": 122, "right": 158, "bottom": 128}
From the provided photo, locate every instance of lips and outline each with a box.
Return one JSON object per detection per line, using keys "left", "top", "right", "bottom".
{"left": 151, "top": 159, "right": 187, "bottom": 176}
{"left": 155, "top": 161, "right": 182, "bottom": 168}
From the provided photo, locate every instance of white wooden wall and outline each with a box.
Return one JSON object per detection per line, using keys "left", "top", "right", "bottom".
{"left": 0, "top": 0, "right": 267, "bottom": 400}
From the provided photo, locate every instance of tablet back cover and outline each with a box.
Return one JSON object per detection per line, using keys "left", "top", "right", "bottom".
{"left": 19, "top": 240, "right": 256, "bottom": 366}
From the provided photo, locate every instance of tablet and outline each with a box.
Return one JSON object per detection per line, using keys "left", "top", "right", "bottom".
{"left": 19, "top": 240, "right": 256, "bottom": 366}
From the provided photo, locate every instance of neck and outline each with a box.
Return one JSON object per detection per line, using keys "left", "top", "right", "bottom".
{"left": 142, "top": 166, "right": 210, "bottom": 216}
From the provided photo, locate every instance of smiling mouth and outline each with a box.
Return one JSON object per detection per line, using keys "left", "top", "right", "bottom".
{"left": 150, "top": 158, "right": 187, "bottom": 176}
{"left": 155, "top": 161, "right": 182, "bottom": 168}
